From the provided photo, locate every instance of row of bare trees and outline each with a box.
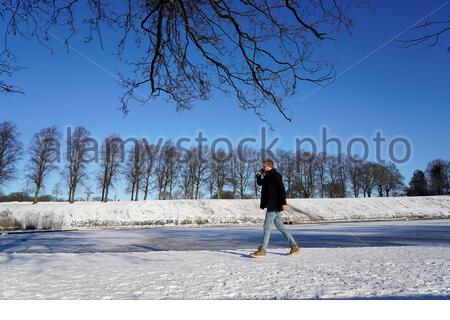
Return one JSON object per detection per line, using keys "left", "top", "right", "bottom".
{"left": 4, "top": 122, "right": 449, "bottom": 203}
{"left": 272, "top": 150, "right": 406, "bottom": 199}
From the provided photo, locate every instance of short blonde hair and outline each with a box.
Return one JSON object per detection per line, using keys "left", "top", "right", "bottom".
{"left": 263, "top": 159, "right": 274, "bottom": 167}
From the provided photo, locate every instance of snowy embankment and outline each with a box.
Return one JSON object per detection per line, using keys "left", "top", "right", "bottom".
{"left": 1, "top": 246, "right": 449, "bottom": 299}
{"left": 0, "top": 196, "right": 449, "bottom": 230}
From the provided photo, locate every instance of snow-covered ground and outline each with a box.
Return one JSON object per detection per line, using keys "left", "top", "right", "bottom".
{"left": 1, "top": 246, "right": 449, "bottom": 299}
{"left": 1, "top": 220, "right": 449, "bottom": 299}
{"left": 1, "top": 196, "right": 449, "bottom": 230}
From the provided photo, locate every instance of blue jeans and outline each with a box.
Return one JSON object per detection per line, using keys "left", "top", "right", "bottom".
{"left": 261, "top": 210, "right": 297, "bottom": 249}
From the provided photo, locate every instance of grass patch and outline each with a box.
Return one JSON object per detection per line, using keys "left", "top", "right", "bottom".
{"left": 0, "top": 210, "right": 22, "bottom": 230}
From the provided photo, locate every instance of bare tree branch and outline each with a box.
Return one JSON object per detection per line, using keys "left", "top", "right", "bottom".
{"left": 398, "top": 19, "right": 450, "bottom": 51}
{"left": 0, "top": 0, "right": 356, "bottom": 124}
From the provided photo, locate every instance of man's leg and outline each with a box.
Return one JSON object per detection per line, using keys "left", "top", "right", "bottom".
{"left": 274, "top": 211, "right": 297, "bottom": 247}
{"left": 261, "top": 211, "right": 276, "bottom": 249}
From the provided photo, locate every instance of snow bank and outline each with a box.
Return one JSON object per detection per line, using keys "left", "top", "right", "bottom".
{"left": 0, "top": 196, "right": 449, "bottom": 230}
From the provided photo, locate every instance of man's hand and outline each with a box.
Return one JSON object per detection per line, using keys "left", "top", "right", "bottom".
{"left": 282, "top": 204, "right": 289, "bottom": 212}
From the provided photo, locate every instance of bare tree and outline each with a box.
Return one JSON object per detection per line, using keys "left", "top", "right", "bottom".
{"left": 225, "top": 147, "right": 257, "bottom": 199}
{"left": 155, "top": 140, "right": 180, "bottom": 199}
{"left": 383, "top": 162, "right": 404, "bottom": 197}
{"left": 167, "top": 143, "right": 181, "bottom": 199}
{"left": 373, "top": 162, "right": 388, "bottom": 197}
{"left": 227, "top": 151, "right": 240, "bottom": 199}
{"left": 0, "top": 52, "right": 22, "bottom": 94}
{"left": 26, "top": 126, "right": 61, "bottom": 204}
{"left": 65, "top": 126, "right": 91, "bottom": 203}
{"left": 177, "top": 146, "right": 209, "bottom": 199}
{"left": 0, "top": 121, "right": 23, "bottom": 187}
{"left": 348, "top": 157, "right": 363, "bottom": 198}
{"left": 155, "top": 155, "right": 167, "bottom": 199}
{"left": 179, "top": 156, "right": 195, "bottom": 199}
{"left": 124, "top": 141, "right": 145, "bottom": 201}
{"left": 276, "top": 149, "right": 295, "bottom": 198}
{"left": 315, "top": 152, "right": 327, "bottom": 198}
{"left": 359, "top": 162, "right": 376, "bottom": 198}
{"left": 84, "top": 185, "right": 94, "bottom": 201}
{"left": 52, "top": 182, "right": 63, "bottom": 201}
{"left": 372, "top": 162, "right": 405, "bottom": 197}
{"left": 0, "top": 1, "right": 355, "bottom": 124}
{"left": 294, "top": 150, "right": 317, "bottom": 198}
{"left": 235, "top": 146, "right": 256, "bottom": 199}
{"left": 324, "top": 155, "right": 347, "bottom": 198}
{"left": 398, "top": 19, "right": 450, "bottom": 51}
{"left": 251, "top": 150, "right": 264, "bottom": 198}
{"left": 140, "top": 140, "right": 160, "bottom": 200}
{"left": 98, "top": 134, "right": 123, "bottom": 202}
{"left": 338, "top": 155, "right": 350, "bottom": 198}
{"left": 447, "top": 160, "right": 450, "bottom": 195}
{"left": 206, "top": 155, "right": 216, "bottom": 199}
{"left": 426, "top": 159, "right": 449, "bottom": 195}
{"left": 209, "top": 148, "right": 230, "bottom": 199}
{"left": 191, "top": 146, "right": 210, "bottom": 199}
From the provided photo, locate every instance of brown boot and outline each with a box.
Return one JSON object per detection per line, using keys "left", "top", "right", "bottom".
{"left": 249, "top": 246, "right": 266, "bottom": 258}
{"left": 287, "top": 244, "right": 301, "bottom": 256}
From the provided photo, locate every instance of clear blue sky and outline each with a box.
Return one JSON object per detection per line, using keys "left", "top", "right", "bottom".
{"left": 1, "top": 0, "right": 449, "bottom": 199}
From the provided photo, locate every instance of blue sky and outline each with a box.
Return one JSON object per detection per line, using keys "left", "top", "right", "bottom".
{"left": 1, "top": 0, "right": 449, "bottom": 199}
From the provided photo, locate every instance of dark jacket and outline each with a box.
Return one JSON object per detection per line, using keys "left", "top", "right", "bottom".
{"left": 256, "top": 168, "right": 287, "bottom": 211}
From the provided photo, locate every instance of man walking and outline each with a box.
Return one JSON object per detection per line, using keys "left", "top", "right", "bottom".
{"left": 250, "top": 159, "right": 300, "bottom": 258}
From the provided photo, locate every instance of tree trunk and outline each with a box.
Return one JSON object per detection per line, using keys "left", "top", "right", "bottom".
{"left": 130, "top": 180, "right": 135, "bottom": 201}
{"left": 70, "top": 183, "right": 77, "bottom": 203}
{"left": 134, "top": 178, "right": 139, "bottom": 201}
{"left": 104, "top": 186, "right": 109, "bottom": 202}
{"left": 33, "top": 184, "right": 41, "bottom": 204}
{"left": 143, "top": 177, "right": 150, "bottom": 200}
{"left": 101, "top": 167, "right": 108, "bottom": 202}
{"left": 144, "top": 187, "right": 148, "bottom": 200}
{"left": 101, "top": 184, "right": 105, "bottom": 202}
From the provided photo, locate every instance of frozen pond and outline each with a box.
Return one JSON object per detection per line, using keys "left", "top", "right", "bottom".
{"left": 1, "top": 219, "right": 450, "bottom": 253}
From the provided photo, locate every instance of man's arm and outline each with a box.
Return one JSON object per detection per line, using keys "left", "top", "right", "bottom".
{"left": 256, "top": 172, "right": 264, "bottom": 186}
{"left": 276, "top": 173, "right": 287, "bottom": 206}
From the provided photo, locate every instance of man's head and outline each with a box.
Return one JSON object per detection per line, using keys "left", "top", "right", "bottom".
{"left": 263, "top": 159, "right": 274, "bottom": 171}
